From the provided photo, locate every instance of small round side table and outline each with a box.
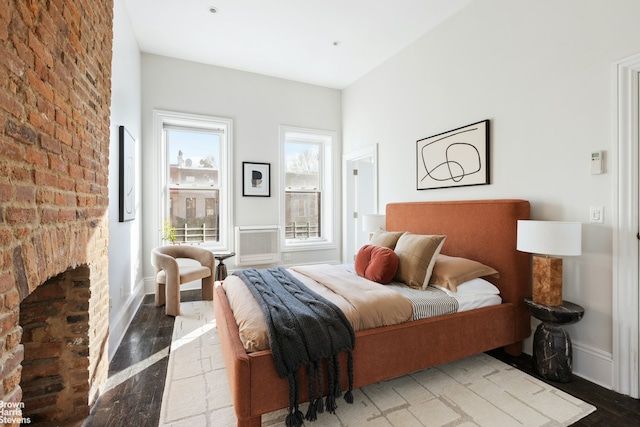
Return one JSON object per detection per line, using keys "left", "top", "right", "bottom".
{"left": 214, "top": 252, "right": 235, "bottom": 281}
{"left": 524, "top": 298, "right": 584, "bottom": 383}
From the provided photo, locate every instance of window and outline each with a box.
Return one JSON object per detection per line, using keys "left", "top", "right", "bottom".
{"left": 280, "top": 126, "right": 335, "bottom": 249}
{"left": 205, "top": 198, "right": 216, "bottom": 217}
{"left": 154, "top": 110, "right": 232, "bottom": 250}
{"left": 185, "top": 197, "right": 196, "bottom": 220}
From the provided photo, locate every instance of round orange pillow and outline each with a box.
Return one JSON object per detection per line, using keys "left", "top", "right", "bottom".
{"left": 354, "top": 244, "right": 399, "bottom": 284}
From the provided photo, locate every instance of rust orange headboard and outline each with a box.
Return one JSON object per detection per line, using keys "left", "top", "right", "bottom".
{"left": 386, "top": 199, "right": 531, "bottom": 340}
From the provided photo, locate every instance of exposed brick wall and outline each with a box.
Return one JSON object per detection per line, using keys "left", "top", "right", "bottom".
{"left": 0, "top": 0, "right": 114, "bottom": 419}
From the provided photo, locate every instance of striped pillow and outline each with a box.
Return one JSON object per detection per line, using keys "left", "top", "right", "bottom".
{"left": 394, "top": 233, "right": 446, "bottom": 290}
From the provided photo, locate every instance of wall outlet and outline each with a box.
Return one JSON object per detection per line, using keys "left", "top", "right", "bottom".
{"left": 283, "top": 253, "right": 292, "bottom": 261}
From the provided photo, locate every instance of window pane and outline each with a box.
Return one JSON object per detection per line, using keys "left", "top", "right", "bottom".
{"left": 167, "top": 129, "right": 220, "bottom": 187}
{"left": 169, "top": 189, "right": 220, "bottom": 243}
{"left": 166, "top": 128, "right": 221, "bottom": 243}
{"left": 284, "top": 142, "right": 319, "bottom": 189}
{"left": 285, "top": 191, "right": 321, "bottom": 239}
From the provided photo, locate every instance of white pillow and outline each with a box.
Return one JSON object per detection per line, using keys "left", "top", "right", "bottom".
{"left": 432, "top": 278, "right": 500, "bottom": 298}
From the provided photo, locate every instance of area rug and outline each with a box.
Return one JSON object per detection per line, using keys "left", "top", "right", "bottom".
{"left": 158, "top": 301, "right": 596, "bottom": 427}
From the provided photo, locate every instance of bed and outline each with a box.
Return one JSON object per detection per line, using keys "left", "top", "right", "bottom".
{"left": 213, "top": 199, "right": 531, "bottom": 426}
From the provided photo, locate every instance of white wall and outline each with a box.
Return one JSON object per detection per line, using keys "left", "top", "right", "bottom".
{"left": 140, "top": 54, "right": 342, "bottom": 287}
{"left": 108, "top": 0, "right": 144, "bottom": 360}
{"left": 343, "top": 0, "right": 640, "bottom": 389}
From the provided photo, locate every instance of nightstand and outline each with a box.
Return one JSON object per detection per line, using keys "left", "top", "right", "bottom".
{"left": 524, "top": 298, "right": 584, "bottom": 383}
{"left": 214, "top": 252, "right": 235, "bottom": 281}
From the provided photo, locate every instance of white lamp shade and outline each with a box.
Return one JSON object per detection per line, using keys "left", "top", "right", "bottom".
{"left": 362, "top": 214, "right": 386, "bottom": 232}
{"left": 517, "top": 220, "right": 582, "bottom": 256}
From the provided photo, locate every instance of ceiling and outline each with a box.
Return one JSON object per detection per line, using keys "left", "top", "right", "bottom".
{"left": 123, "top": 0, "right": 473, "bottom": 89}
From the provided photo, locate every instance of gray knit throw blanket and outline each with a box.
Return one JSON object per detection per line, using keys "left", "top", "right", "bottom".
{"left": 234, "top": 267, "right": 355, "bottom": 427}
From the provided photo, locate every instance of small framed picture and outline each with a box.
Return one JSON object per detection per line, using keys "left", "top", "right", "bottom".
{"left": 242, "top": 162, "right": 270, "bottom": 197}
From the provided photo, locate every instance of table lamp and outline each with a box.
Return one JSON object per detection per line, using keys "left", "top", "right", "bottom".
{"left": 516, "top": 220, "right": 582, "bottom": 306}
{"left": 362, "top": 214, "right": 386, "bottom": 239}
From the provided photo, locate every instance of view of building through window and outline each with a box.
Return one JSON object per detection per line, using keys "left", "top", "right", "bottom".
{"left": 166, "top": 128, "right": 221, "bottom": 243}
{"left": 284, "top": 141, "right": 321, "bottom": 240}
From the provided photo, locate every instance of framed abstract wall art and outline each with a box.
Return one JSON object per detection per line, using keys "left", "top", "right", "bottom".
{"left": 242, "top": 162, "right": 271, "bottom": 197}
{"left": 416, "top": 120, "right": 490, "bottom": 190}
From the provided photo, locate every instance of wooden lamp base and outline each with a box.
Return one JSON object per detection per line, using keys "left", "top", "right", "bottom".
{"left": 532, "top": 255, "right": 563, "bottom": 306}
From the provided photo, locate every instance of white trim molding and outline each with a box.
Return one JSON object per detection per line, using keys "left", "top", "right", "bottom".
{"left": 278, "top": 125, "right": 339, "bottom": 252}
{"left": 613, "top": 52, "right": 640, "bottom": 398}
{"left": 152, "top": 109, "right": 234, "bottom": 252}
{"left": 342, "top": 144, "right": 378, "bottom": 263}
{"left": 108, "top": 278, "right": 146, "bottom": 362}
{"left": 572, "top": 342, "right": 614, "bottom": 390}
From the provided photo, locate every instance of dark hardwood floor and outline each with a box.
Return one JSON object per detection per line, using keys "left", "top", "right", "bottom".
{"left": 82, "top": 290, "right": 201, "bottom": 427}
{"left": 82, "top": 290, "right": 640, "bottom": 426}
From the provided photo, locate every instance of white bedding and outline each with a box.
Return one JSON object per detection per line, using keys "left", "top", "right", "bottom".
{"left": 453, "top": 292, "right": 502, "bottom": 311}
{"left": 430, "top": 277, "right": 502, "bottom": 311}
{"left": 385, "top": 281, "right": 501, "bottom": 317}
{"left": 341, "top": 264, "right": 502, "bottom": 318}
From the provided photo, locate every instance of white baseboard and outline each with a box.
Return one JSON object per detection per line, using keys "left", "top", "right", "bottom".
{"left": 144, "top": 276, "right": 155, "bottom": 294}
{"left": 108, "top": 279, "right": 145, "bottom": 362}
{"left": 523, "top": 330, "right": 612, "bottom": 390}
{"left": 571, "top": 342, "right": 613, "bottom": 389}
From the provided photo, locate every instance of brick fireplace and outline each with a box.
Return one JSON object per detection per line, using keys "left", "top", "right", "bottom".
{"left": 0, "top": 0, "right": 113, "bottom": 425}
{"left": 19, "top": 266, "right": 92, "bottom": 423}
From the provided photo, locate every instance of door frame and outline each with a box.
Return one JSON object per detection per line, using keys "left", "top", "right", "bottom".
{"left": 613, "top": 52, "right": 640, "bottom": 398}
{"left": 342, "top": 144, "right": 378, "bottom": 263}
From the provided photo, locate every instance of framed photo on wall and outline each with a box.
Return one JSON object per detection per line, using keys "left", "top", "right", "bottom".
{"left": 242, "top": 162, "right": 270, "bottom": 197}
{"left": 119, "top": 125, "right": 136, "bottom": 222}
{"left": 416, "top": 119, "right": 490, "bottom": 190}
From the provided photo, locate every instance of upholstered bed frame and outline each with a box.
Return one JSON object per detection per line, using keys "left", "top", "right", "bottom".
{"left": 213, "top": 199, "right": 531, "bottom": 426}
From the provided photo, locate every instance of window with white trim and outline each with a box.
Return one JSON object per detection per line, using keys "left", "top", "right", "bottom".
{"left": 280, "top": 126, "right": 335, "bottom": 249}
{"left": 155, "top": 111, "right": 233, "bottom": 250}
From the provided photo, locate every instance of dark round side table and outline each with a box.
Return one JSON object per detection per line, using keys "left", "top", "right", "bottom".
{"left": 214, "top": 252, "right": 235, "bottom": 281}
{"left": 524, "top": 298, "right": 584, "bottom": 383}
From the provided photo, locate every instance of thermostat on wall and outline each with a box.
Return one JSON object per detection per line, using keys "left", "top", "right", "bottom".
{"left": 590, "top": 151, "right": 603, "bottom": 175}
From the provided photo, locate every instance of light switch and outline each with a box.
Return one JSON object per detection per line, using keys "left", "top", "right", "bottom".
{"left": 590, "top": 206, "right": 604, "bottom": 224}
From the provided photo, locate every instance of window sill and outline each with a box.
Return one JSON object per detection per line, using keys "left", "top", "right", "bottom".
{"left": 283, "top": 239, "right": 336, "bottom": 252}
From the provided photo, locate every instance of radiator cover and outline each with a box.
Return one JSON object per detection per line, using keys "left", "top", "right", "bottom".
{"left": 235, "top": 226, "right": 280, "bottom": 266}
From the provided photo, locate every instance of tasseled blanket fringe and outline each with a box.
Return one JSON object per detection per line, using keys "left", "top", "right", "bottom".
{"left": 282, "top": 354, "right": 355, "bottom": 426}
{"left": 300, "top": 351, "right": 354, "bottom": 423}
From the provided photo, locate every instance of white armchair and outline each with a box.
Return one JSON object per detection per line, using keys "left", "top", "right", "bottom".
{"left": 150, "top": 245, "right": 215, "bottom": 316}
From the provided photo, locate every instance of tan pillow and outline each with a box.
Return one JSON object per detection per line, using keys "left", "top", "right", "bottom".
{"left": 369, "top": 229, "right": 405, "bottom": 250}
{"left": 394, "top": 233, "right": 446, "bottom": 289}
{"left": 429, "top": 254, "right": 499, "bottom": 292}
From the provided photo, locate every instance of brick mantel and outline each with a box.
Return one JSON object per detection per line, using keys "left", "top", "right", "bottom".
{"left": 0, "top": 0, "right": 114, "bottom": 421}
